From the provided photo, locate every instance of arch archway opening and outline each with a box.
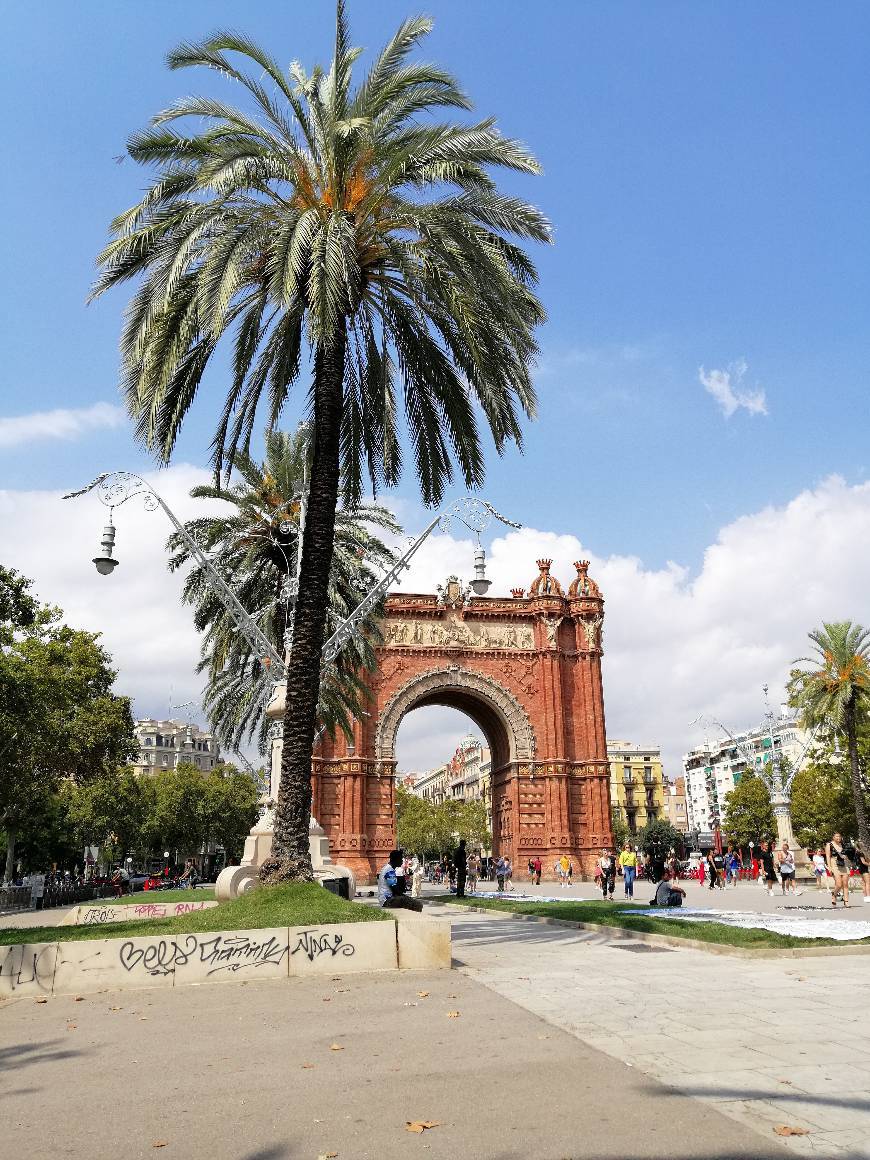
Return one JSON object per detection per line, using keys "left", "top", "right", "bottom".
{"left": 395, "top": 698, "right": 511, "bottom": 777}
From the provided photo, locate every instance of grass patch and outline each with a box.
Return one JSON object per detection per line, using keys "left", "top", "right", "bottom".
{"left": 0, "top": 884, "right": 390, "bottom": 946}
{"left": 96, "top": 888, "right": 216, "bottom": 905}
{"left": 439, "top": 895, "right": 870, "bottom": 950}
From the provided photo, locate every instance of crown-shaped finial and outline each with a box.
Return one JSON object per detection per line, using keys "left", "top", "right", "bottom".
{"left": 568, "top": 559, "right": 601, "bottom": 599}
{"left": 510, "top": 587, "right": 525, "bottom": 599}
{"left": 529, "top": 558, "right": 563, "bottom": 597}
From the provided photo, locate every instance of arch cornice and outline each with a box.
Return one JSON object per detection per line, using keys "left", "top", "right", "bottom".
{"left": 375, "top": 665, "right": 536, "bottom": 764}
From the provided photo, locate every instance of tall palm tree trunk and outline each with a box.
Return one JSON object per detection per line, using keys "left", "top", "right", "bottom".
{"left": 268, "top": 330, "right": 347, "bottom": 880}
{"left": 845, "top": 699, "right": 870, "bottom": 851}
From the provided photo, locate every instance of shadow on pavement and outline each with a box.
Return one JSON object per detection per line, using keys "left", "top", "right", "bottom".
{"left": 0, "top": 1039, "right": 85, "bottom": 1072}
{"left": 661, "top": 1083, "right": 870, "bottom": 1112}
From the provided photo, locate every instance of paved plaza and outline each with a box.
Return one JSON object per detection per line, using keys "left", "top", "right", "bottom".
{"left": 3, "top": 882, "right": 869, "bottom": 1157}
{"left": 450, "top": 905, "right": 870, "bottom": 1159}
{"left": 0, "top": 967, "right": 788, "bottom": 1160}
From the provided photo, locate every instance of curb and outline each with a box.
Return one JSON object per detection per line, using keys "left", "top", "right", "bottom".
{"left": 434, "top": 901, "right": 870, "bottom": 959}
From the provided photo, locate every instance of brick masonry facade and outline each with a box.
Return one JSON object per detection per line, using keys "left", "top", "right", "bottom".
{"left": 312, "top": 560, "right": 613, "bottom": 883}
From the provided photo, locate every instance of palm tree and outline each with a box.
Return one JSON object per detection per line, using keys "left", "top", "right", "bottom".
{"left": 788, "top": 621, "right": 870, "bottom": 851}
{"left": 167, "top": 427, "right": 399, "bottom": 755}
{"left": 92, "top": 3, "right": 548, "bottom": 878}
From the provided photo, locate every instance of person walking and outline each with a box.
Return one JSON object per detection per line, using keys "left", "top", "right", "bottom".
{"left": 532, "top": 856, "right": 542, "bottom": 886}
{"left": 618, "top": 842, "right": 637, "bottom": 899}
{"left": 705, "top": 849, "right": 721, "bottom": 891}
{"left": 826, "top": 833, "right": 851, "bottom": 907}
{"left": 467, "top": 851, "right": 479, "bottom": 894}
{"left": 598, "top": 848, "right": 616, "bottom": 901}
{"left": 454, "top": 839, "right": 468, "bottom": 898}
{"left": 504, "top": 857, "right": 514, "bottom": 892}
{"left": 528, "top": 858, "right": 535, "bottom": 883}
{"left": 852, "top": 841, "right": 870, "bottom": 904}
{"left": 697, "top": 855, "right": 706, "bottom": 887}
{"left": 724, "top": 845, "right": 736, "bottom": 887}
{"left": 559, "top": 853, "right": 570, "bottom": 888}
{"left": 760, "top": 840, "right": 778, "bottom": 897}
{"left": 777, "top": 842, "right": 801, "bottom": 896}
{"left": 495, "top": 856, "right": 506, "bottom": 892}
{"left": 811, "top": 849, "right": 827, "bottom": 891}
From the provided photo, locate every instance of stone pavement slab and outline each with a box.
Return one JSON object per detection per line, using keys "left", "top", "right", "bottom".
{"left": 0, "top": 969, "right": 789, "bottom": 1160}
{"left": 450, "top": 907, "right": 870, "bottom": 1159}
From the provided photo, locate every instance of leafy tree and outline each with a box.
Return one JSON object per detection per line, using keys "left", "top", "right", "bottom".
{"left": 0, "top": 564, "right": 42, "bottom": 642}
{"left": 788, "top": 621, "right": 870, "bottom": 850}
{"left": 201, "top": 765, "right": 260, "bottom": 858}
{"left": 790, "top": 758, "right": 856, "bottom": 850}
{"left": 396, "top": 786, "right": 491, "bottom": 859}
{"left": 638, "top": 817, "right": 681, "bottom": 879}
{"left": 167, "top": 427, "right": 398, "bottom": 753}
{"left": 64, "top": 768, "right": 146, "bottom": 865}
{"left": 1, "top": 606, "right": 137, "bottom": 880}
{"left": 93, "top": 6, "right": 548, "bottom": 879}
{"left": 610, "top": 810, "right": 629, "bottom": 851}
{"left": 721, "top": 772, "right": 775, "bottom": 848}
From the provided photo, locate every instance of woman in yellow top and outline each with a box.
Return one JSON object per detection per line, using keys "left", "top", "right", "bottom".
{"left": 618, "top": 843, "right": 638, "bottom": 899}
{"left": 558, "top": 853, "right": 570, "bottom": 888}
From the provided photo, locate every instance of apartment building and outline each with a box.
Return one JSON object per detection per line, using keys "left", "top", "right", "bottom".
{"left": 607, "top": 740, "right": 665, "bottom": 836}
{"left": 131, "top": 719, "right": 221, "bottom": 777}
{"left": 663, "top": 775, "right": 689, "bottom": 833}
{"left": 682, "top": 708, "right": 811, "bottom": 836}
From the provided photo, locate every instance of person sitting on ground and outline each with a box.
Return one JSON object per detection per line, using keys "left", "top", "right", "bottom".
{"left": 378, "top": 849, "right": 423, "bottom": 911}
{"left": 651, "top": 871, "right": 687, "bottom": 908}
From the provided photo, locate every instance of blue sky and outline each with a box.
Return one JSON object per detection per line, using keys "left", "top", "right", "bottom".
{"left": 2, "top": 2, "right": 869, "bottom": 772}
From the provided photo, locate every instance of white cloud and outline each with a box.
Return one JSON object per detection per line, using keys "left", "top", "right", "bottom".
{"left": 699, "top": 358, "right": 768, "bottom": 418}
{"left": 395, "top": 475, "right": 870, "bottom": 777}
{"left": 1, "top": 464, "right": 217, "bottom": 726}
{"left": 6, "top": 469, "right": 870, "bottom": 783}
{"left": 0, "top": 402, "right": 125, "bottom": 448}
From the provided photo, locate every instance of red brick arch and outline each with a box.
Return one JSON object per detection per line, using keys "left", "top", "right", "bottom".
{"left": 311, "top": 561, "right": 613, "bottom": 883}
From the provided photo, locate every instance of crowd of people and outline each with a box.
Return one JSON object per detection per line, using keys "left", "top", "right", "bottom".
{"left": 379, "top": 832, "right": 870, "bottom": 912}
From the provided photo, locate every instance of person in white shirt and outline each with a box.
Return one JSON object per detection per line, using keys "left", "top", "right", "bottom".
{"left": 776, "top": 843, "right": 801, "bottom": 896}
{"left": 811, "top": 850, "right": 827, "bottom": 891}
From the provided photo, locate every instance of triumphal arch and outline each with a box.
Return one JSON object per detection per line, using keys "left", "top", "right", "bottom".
{"left": 311, "top": 559, "right": 612, "bottom": 883}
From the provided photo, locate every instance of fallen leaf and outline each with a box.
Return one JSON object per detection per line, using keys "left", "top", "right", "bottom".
{"left": 329, "top": 1044, "right": 344, "bottom": 1051}
{"left": 302, "top": 1063, "right": 316, "bottom": 1070}
{"left": 778, "top": 1078, "right": 793, "bottom": 1085}
{"left": 35, "top": 998, "right": 48, "bottom": 1005}
{"left": 322, "top": 997, "right": 331, "bottom": 1002}
{"left": 406, "top": 1121, "right": 440, "bottom": 1134}
{"left": 67, "top": 1023, "right": 77, "bottom": 1031}
{"left": 140, "top": 1016, "right": 148, "bottom": 1021}
{"left": 417, "top": 991, "right": 429, "bottom": 998}
{"left": 152, "top": 1142, "right": 169, "bottom": 1149}
{"left": 448, "top": 993, "right": 457, "bottom": 998}
{"left": 446, "top": 1011, "right": 460, "bottom": 1018}
{"left": 774, "top": 1125, "right": 810, "bottom": 1137}
{"left": 74, "top": 996, "right": 84, "bottom": 1002}
{"left": 317, "top": 1153, "right": 338, "bottom": 1159}
{"left": 335, "top": 988, "right": 349, "bottom": 993}
{"left": 331, "top": 976, "right": 342, "bottom": 981}
{"left": 517, "top": 976, "right": 530, "bottom": 981}
{"left": 403, "top": 1002, "right": 418, "bottom": 1007}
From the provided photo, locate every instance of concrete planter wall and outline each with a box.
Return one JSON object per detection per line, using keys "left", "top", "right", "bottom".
{"left": 66, "top": 900, "right": 219, "bottom": 926}
{"left": 0, "top": 917, "right": 451, "bottom": 998}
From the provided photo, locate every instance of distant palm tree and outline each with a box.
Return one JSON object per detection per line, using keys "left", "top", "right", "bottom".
{"left": 788, "top": 621, "right": 870, "bottom": 850}
{"left": 167, "top": 428, "right": 399, "bottom": 754}
{"left": 92, "top": 3, "right": 548, "bottom": 878}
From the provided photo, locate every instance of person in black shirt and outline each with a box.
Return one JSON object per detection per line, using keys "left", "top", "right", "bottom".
{"left": 760, "top": 839, "right": 778, "bottom": 896}
{"left": 455, "top": 839, "right": 467, "bottom": 898}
